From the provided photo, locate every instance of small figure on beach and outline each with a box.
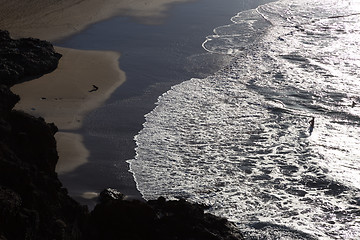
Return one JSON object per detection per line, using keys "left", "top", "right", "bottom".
{"left": 89, "top": 84, "right": 99, "bottom": 92}
{"left": 308, "top": 117, "right": 315, "bottom": 134}
{"left": 351, "top": 101, "right": 356, "bottom": 108}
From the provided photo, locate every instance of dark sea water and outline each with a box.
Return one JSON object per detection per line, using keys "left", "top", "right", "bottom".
{"left": 58, "top": 0, "right": 360, "bottom": 239}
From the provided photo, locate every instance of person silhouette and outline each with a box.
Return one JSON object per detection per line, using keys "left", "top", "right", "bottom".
{"left": 309, "top": 117, "right": 315, "bottom": 134}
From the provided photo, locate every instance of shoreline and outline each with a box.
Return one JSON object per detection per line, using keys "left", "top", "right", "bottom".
{"left": 55, "top": 0, "right": 252, "bottom": 206}
{"left": 4, "top": 0, "right": 196, "bottom": 203}
{"left": 6, "top": 0, "right": 273, "bottom": 206}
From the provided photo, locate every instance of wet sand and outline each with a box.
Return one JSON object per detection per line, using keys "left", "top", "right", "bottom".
{"left": 11, "top": 47, "right": 125, "bottom": 174}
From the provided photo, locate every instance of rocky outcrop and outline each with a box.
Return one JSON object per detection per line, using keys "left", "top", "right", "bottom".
{"left": 0, "top": 30, "right": 245, "bottom": 240}
{"left": 0, "top": 30, "right": 61, "bottom": 85}
{"left": 86, "top": 190, "right": 244, "bottom": 240}
{"left": 0, "top": 107, "right": 87, "bottom": 240}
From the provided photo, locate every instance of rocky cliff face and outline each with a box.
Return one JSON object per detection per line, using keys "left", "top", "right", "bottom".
{"left": 0, "top": 30, "right": 244, "bottom": 240}
{"left": 0, "top": 30, "right": 61, "bottom": 85}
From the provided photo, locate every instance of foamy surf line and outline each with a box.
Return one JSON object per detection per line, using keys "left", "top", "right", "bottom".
{"left": 202, "top": 8, "right": 271, "bottom": 55}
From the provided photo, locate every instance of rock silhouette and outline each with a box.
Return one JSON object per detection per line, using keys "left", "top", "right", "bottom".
{"left": 0, "top": 30, "right": 61, "bottom": 85}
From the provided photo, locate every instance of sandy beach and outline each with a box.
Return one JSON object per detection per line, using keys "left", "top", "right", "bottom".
{"left": 11, "top": 47, "right": 125, "bottom": 174}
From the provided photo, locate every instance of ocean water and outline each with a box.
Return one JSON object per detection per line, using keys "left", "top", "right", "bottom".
{"left": 128, "top": 0, "right": 360, "bottom": 239}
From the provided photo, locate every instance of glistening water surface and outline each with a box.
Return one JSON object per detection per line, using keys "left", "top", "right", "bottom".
{"left": 128, "top": 0, "right": 360, "bottom": 239}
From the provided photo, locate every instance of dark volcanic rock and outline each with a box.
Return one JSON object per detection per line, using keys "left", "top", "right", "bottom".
{"left": 98, "top": 188, "right": 125, "bottom": 203}
{"left": 0, "top": 30, "right": 61, "bottom": 86}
